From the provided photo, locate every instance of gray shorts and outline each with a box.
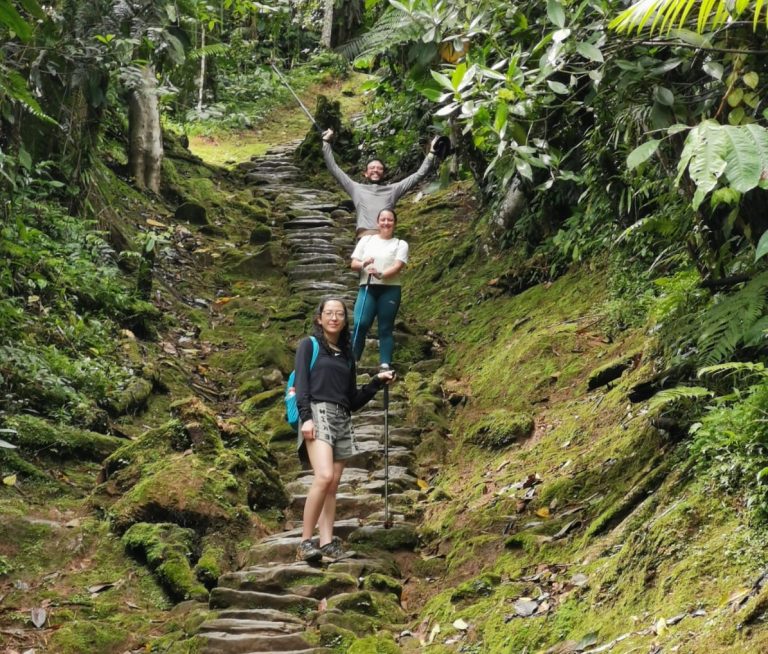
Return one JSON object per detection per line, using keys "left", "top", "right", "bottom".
{"left": 297, "top": 402, "right": 357, "bottom": 467}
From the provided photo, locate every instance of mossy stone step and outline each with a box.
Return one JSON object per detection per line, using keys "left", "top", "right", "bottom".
{"left": 200, "top": 630, "right": 312, "bottom": 654}
{"left": 284, "top": 218, "right": 336, "bottom": 230}
{"left": 214, "top": 608, "right": 305, "bottom": 624}
{"left": 288, "top": 493, "right": 383, "bottom": 520}
{"left": 199, "top": 618, "right": 304, "bottom": 634}
{"left": 290, "top": 281, "right": 348, "bottom": 295}
{"left": 209, "top": 587, "right": 319, "bottom": 612}
{"left": 218, "top": 564, "right": 357, "bottom": 598}
{"left": 348, "top": 523, "right": 419, "bottom": 551}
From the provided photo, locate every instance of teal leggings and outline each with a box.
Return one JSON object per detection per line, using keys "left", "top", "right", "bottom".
{"left": 352, "top": 284, "right": 402, "bottom": 364}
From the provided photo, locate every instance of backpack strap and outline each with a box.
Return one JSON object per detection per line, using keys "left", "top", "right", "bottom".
{"left": 309, "top": 336, "right": 320, "bottom": 370}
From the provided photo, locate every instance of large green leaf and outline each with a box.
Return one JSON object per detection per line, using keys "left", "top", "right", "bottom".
{"left": 678, "top": 121, "right": 728, "bottom": 209}
{"left": 627, "top": 139, "right": 660, "bottom": 170}
{"left": 721, "top": 126, "right": 762, "bottom": 192}
{"left": 755, "top": 229, "right": 768, "bottom": 262}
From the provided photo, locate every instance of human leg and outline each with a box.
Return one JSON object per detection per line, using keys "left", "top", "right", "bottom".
{"left": 375, "top": 285, "right": 401, "bottom": 366}
{"left": 302, "top": 438, "right": 335, "bottom": 541}
{"left": 352, "top": 284, "right": 378, "bottom": 361}
{"left": 317, "top": 460, "right": 346, "bottom": 546}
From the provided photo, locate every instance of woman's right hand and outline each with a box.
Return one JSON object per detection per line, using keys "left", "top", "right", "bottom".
{"left": 301, "top": 419, "right": 316, "bottom": 440}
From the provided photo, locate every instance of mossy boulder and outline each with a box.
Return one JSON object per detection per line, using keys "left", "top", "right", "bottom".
{"left": 465, "top": 410, "right": 534, "bottom": 449}
{"left": 362, "top": 572, "right": 403, "bottom": 599}
{"left": 95, "top": 399, "right": 287, "bottom": 532}
{"left": 327, "top": 590, "right": 405, "bottom": 623}
{"left": 249, "top": 224, "right": 272, "bottom": 244}
{"left": 239, "top": 387, "right": 282, "bottom": 414}
{"left": 122, "top": 522, "right": 208, "bottom": 601}
{"left": 348, "top": 634, "right": 402, "bottom": 654}
{"left": 105, "top": 377, "right": 154, "bottom": 415}
{"left": 5, "top": 414, "right": 124, "bottom": 460}
{"left": 348, "top": 524, "right": 418, "bottom": 551}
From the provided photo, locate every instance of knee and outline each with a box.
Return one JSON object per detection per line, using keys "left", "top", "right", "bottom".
{"left": 313, "top": 470, "right": 335, "bottom": 489}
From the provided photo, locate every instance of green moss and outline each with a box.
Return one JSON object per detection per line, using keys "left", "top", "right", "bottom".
{"left": 348, "top": 633, "right": 402, "bottom": 654}
{"left": 450, "top": 573, "right": 501, "bottom": 603}
{"left": 122, "top": 522, "right": 208, "bottom": 601}
{"left": 239, "top": 387, "right": 282, "bottom": 413}
{"left": 6, "top": 414, "right": 124, "bottom": 460}
{"left": 49, "top": 619, "right": 130, "bottom": 654}
{"left": 465, "top": 410, "right": 534, "bottom": 449}
{"left": 194, "top": 542, "right": 224, "bottom": 588}
{"left": 362, "top": 573, "right": 403, "bottom": 599}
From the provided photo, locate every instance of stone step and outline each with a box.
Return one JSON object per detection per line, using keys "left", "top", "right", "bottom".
{"left": 218, "top": 564, "right": 357, "bottom": 598}
{"left": 288, "top": 493, "right": 383, "bottom": 520}
{"left": 284, "top": 218, "right": 336, "bottom": 230}
{"left": 214, "top": 608, "right": 305, "bottom": 624}
{"left": 209, "top": 588, "right": 319, "bottom": 613}
{"left": 199, "top": 618, "right": 304, "bottom": 635}
{"left": 200, "top": 630, "right": 312, "bottom": 654}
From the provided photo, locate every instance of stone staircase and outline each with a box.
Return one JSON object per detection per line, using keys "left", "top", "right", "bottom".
{"left": 196, "top": 143, "right": 434, "bottom": 653}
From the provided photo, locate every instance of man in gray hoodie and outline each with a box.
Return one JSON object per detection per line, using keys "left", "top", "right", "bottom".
{"left": 322, "top": 128, "right": 437, "bottom": 237}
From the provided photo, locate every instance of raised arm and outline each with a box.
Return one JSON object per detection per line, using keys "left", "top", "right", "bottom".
{"left": 390, "top": 138, "right": 438, "bottom": 200}
{"left": 321, "top": 130, "right": 356, "bottom": 197}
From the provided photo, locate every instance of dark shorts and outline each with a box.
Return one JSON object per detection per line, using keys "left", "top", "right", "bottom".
{"left": 297, "top": 402, "right": 357, "bottom": 467}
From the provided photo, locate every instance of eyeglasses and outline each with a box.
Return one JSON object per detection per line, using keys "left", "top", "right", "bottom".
{"left": 322, "top": 311, "right": 345, "bottom": 318}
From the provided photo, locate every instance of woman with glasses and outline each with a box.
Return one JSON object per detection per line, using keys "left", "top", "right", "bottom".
{"left": 293, "top": 297, "right": 395, "bottom": 562}
{"left": 350, "top": 208, "right": 408, "bottom": 371}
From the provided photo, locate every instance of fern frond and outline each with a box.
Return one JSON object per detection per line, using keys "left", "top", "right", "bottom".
{"left": 187, "top": 43, "right": 230, "bottom": 61}
{"left": 336, "top": 8, "right": 422, "bottom": 62}
{"left": 697, "top": 361, "right": 767, "bottom": 378}
{"left": 648, "top": 385, "right": 713, "bottom": 411}
{"left": 697, "top": 272, "right": 768, "bottom": 365}
{"left": 1, "top": 70, "right": 58, "bottom": 125}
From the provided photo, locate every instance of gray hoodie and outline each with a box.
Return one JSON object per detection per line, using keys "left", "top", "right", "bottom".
{"left": 322, "top": 142, "right": 434, "bottom": 232}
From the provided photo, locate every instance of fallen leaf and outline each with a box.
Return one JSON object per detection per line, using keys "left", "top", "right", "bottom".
{"left": 317, "top": 597, "right": 327, "bottom": 613}
{"left": 417, "top": 479, "right": 429, "bottom": 490}
{"left": 536, "top": 507, "right": 551, "bottom": 518}
{"left": 125, "top": 601, "right": 139, "bottom": 609}
{"left": 88, "top": 582, "right": 115, "bottom": 594}
{"left": 514, "top": 598, "right": 538, "bottom": 617}
{"left": 654, "top": 617, "right": 667, "bottom": 636}
{"left": 428, "top": 624, "right": 441, "bottom": 644}
{"left": 30, "top": 607, "right": 47, "bottom": 628}
{"left": 453, "top": 618, "right": 469, "bottom": 631}
{"left": 146, "top": 218, "right": 168, "bottom": 228}
{"left": 3, "top": 474, "right": 17, "bottom": 486}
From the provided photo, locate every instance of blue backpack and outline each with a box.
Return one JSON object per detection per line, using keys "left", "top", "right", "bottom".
{"left": 285, "top": 336, "right": 320, "bottom": 430}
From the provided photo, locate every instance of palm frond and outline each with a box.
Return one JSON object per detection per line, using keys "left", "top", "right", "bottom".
{"left": 610, "top": 0, "right": 767, "bottom": 35}
{"left": 336, "top": 8, "right": 423, "bottom": 62}
{"left": 1, "top": 70, "right": 58, "bottom": 125}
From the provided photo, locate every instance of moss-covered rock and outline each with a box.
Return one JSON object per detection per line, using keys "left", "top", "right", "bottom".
{"left": 249, "top": 224, "right": 272, "bottom": 244}
{"left": 450, "top": 573, "right": 501, "bottom": 602}
{"left": 5, "top": 414, "right": 124, "bottom": 460}
{"left": 362, "top": 572, "right": 403, "bottom": 599}
{"left": 465, "top": 410, "right": 534, "bottom": 449}
{"left": 122, "top": 522, "right": 208, "bottom": 601}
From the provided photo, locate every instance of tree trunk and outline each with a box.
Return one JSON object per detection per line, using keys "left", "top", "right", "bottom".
{"left": 128, "top": 65, "right": 163, "bottom": 193}
{"left": 197, "top": 26, "right": 206, "bottom": 112}
{"left": 321, "top": 0, "right": 334, "bottom": 48}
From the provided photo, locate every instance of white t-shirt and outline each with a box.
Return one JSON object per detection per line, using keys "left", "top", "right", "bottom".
{"left": 351, "top": 235, "right": 409, "bottom": 286}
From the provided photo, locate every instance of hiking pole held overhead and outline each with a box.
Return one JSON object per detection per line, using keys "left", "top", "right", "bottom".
{"left": 383, "top": 382, "right": 391, "bottom": 529}
{"left": 269, "top": 62, "right": 322, "bottom": 134}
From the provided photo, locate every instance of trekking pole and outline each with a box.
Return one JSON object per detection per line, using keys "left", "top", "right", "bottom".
{"left": 269, "top": 62, "right": 323, "bottom": 134}
{"left": 351, "top": 274, "right": 372, "bottom": 360}
{"left": 383, "top": 381, "right": 391, "bottom": 529}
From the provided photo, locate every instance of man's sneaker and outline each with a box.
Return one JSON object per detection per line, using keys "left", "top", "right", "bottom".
{"left": 379, "top": 363, "right": 391, "bottom": 372}
{"left": 296, "top": 538, "right": 322, "bottom": 562}
{"left": 319, "top": 536, "right": 346, "bottom": 560}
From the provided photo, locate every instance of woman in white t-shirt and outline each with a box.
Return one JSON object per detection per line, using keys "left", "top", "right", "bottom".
{"left": 350, "top": 209, "right": 408, "bottom": 368}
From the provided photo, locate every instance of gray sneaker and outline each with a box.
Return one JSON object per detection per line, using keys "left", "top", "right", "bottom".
{"left": 319, "top": 536, "right": 346, "bottom": 560}
{"left": 296, "top": 538, "right": 322, "bottom": 562}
